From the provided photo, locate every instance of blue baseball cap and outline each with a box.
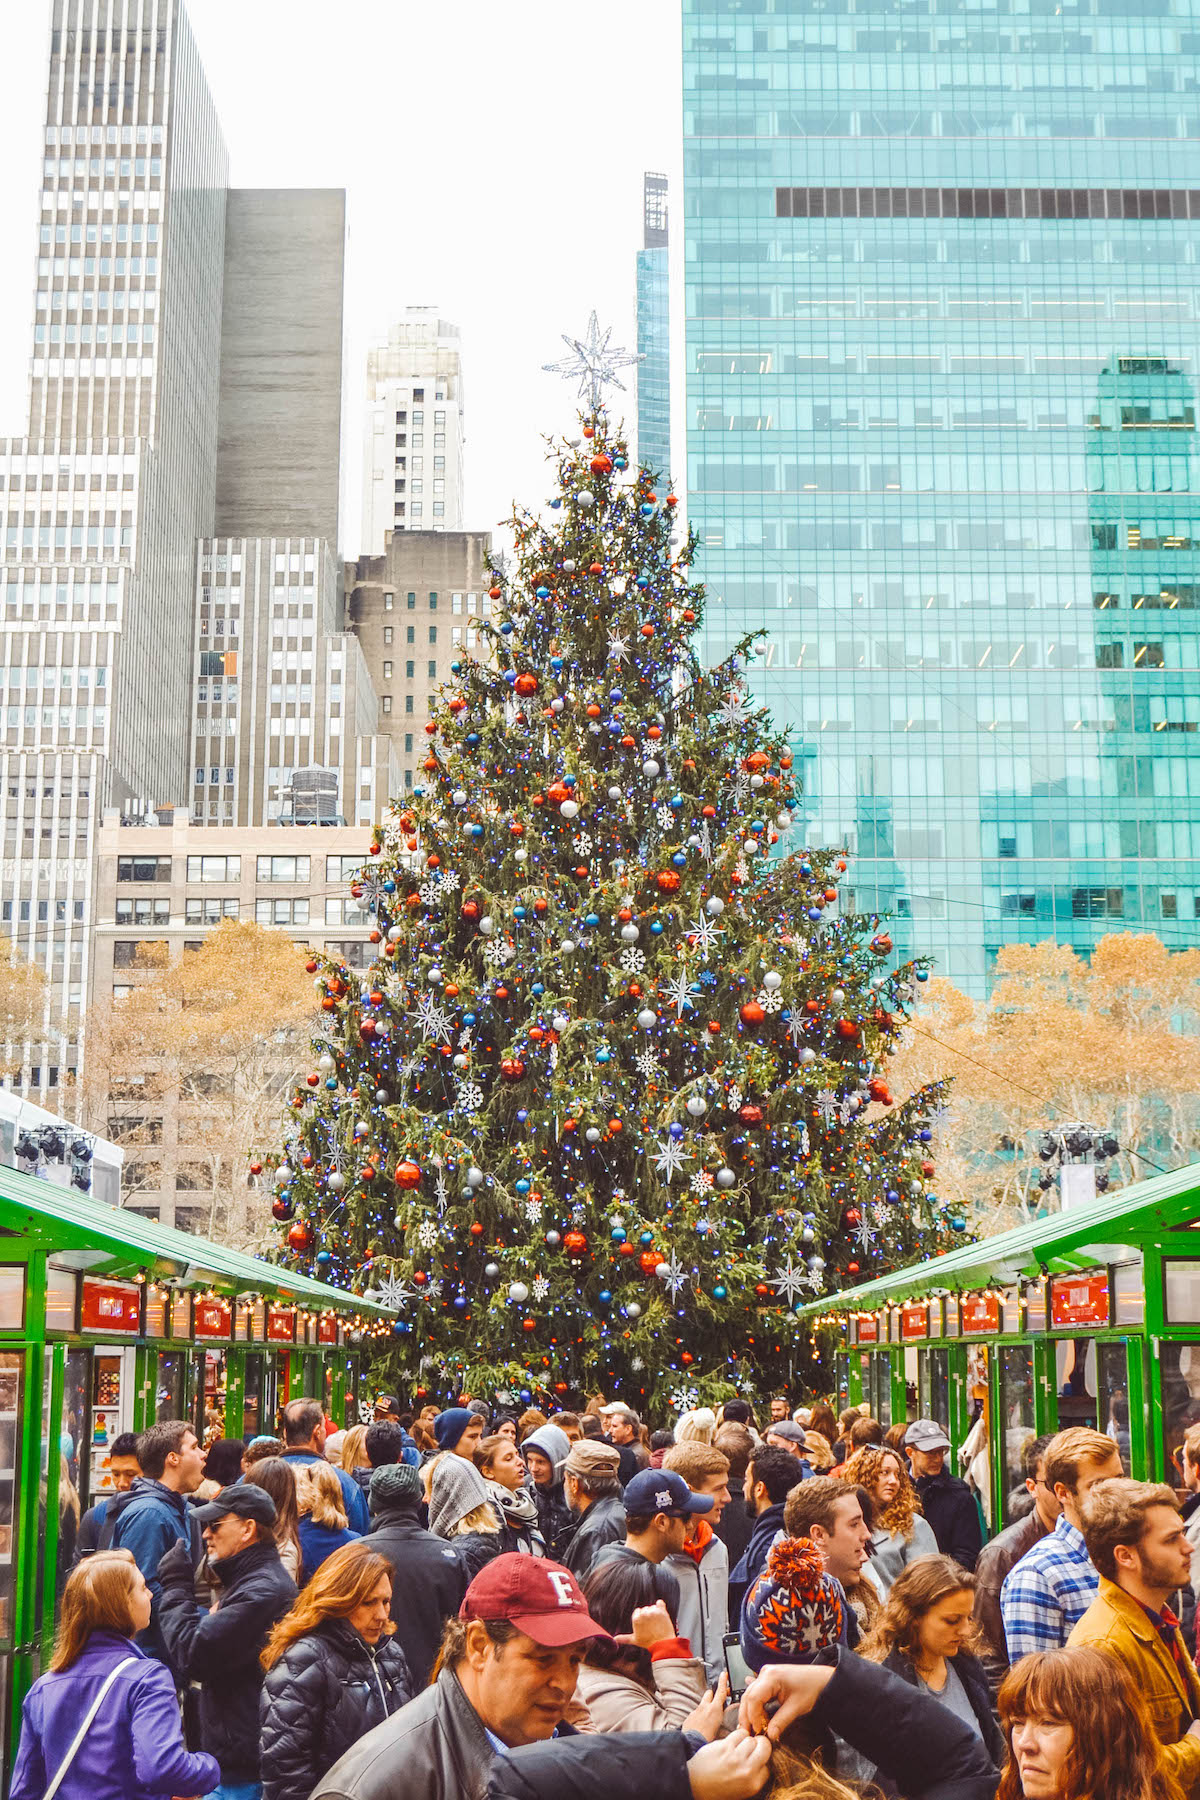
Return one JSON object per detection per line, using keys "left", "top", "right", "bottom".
{"left": 623, "top": 1468, "right": 714, "bottom": 1518}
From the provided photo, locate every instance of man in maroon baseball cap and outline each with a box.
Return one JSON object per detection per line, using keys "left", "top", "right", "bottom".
{"left": 311, "top": 1554, "right": 609, "bottom": 1800}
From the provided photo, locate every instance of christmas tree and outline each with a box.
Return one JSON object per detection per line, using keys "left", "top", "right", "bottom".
{"left": 263, "top": 408, "right": 958, "bottom": 1413}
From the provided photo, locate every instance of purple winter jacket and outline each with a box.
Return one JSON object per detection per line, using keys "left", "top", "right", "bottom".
{"left": 10, "top": 1629, "right": 219, "bottom": 1800}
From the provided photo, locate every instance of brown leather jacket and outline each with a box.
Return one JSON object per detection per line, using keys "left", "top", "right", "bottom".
{"left": 972, "top": 1508, "right": 1049, "bottom": 1684}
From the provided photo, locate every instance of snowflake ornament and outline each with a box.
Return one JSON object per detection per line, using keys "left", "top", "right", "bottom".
{"left": 455, "top": 1081, "right": 484, "bottom": 1114}
{"left": 670, "top": 1385, "right": 701, "bottom": 1414}
{"left": 414, "top": 995, "right": 453, "bottom": 1044}
{"left": 656, "top": 806, "right": 674, "bottom": 830}
{"left": 661, "top": 970, "right": 695, "bottom": 1019}
{"left": 689, "top": 913, "right": 722, "bottom": 961}
{"left": 634, "top": 1048, "right": 660, "bottom": 1081}
{"left": 416, "top": 1219, "right": 439, "bottom": 1250}
{"left": 483, "top": 937, "right": 515, "bottom": 968}
{"left": 532, "top": 1276, "right": 550, "bottom": 1302}
{"left": 377, "top": 1274, "right": 415, "bottom": 1311}
{"left": 573, "top": 832, "right": 594, "bottom": 856}
{"left": 689, "top": 1168, "right": 714, "bottom": 1197}
{"left": 418, "top": 882, "right": 440, "bottom": 906}
{"left": 654, "top": 1137, "right": 692, "bottom": 1183}
{"left": 437, "top": 869, "right": 461, "bottom": 894}
{"left": 524, "top": 1197, "right": 544, "bottom": 1222}
{"left": 757, "top": 987, "right": 784, "bottom": 1014}
{"left": 619, "top": 947, "right": 646, "bottom": 974}
{"left": 715, "top": 688, "right": 753, "bottom": 731}
{"left": 770, "top": 1258, "right": 808, "bottom": 1306}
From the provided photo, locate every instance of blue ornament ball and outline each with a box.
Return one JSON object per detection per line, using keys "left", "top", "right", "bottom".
{"left": 713, "top": 1284, "right": 727, "bottom": 1300}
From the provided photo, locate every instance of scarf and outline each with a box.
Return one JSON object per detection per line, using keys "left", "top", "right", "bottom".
{"left": 487, "top": 1480, "right": 542, "bottom": 1535}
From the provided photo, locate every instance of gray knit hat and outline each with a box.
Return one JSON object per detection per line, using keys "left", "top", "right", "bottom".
{"left": 369, "top": 1461, "right": 421, "bottom": 1511}
{"left": 429, "top": 1452, "right": 493, "bottom": 1539}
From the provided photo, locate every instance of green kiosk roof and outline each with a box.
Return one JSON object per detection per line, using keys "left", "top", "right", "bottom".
{"left": 799, "top": 1157, "right": 1200, "bottom": 1320}
{"left": 0, "top": 1160, "right": 391, "bottom": 1317}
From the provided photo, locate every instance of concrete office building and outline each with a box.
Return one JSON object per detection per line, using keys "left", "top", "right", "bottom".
{"left": 89, "top": 806, "right": 373, "bottom": 1228}
{"left": 360, "top": 309, "right": 465, "bottom": 554}
{"left": 345, "top": 530, "right": 494, "bottom": 790}
{"left": 0, "top": 2, "right": 393, "bottom": 1094}
{"left": 684, "top": 0, "right": 1200, "bottom": 992}
{"left": 636, "top": 173, "right": 671, "bottom": 482}
{"left": 0, "top": 0, "right": 228, "bottom": 1080}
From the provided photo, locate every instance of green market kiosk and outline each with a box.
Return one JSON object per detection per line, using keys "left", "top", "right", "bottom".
{"left": 0, "top": 1163, "right": 392, "bottom": 1766}
{"left": 800, "top": 1159, "right": 1200, "bottom": 1546}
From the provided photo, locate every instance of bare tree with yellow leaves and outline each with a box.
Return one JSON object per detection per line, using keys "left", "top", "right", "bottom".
{"left": 81, "top": 920, "right": 315, "bottom": 1246}
{"left": 888, "top": 933, "right": 1200, "bottom": 1231}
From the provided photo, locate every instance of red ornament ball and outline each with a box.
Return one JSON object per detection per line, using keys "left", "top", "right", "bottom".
{"left": 656, "top": 870, "right": 680, "bottom": 892}
{"left": 287, "top": 1220, "right": 314, "bottom": 1252}
{"left": 271, "top": 1198, "right": 294, "bottom": 1222}
{"left": 739, "top": 1001, "right": 766, "bottom": 1027}
{"left": 564, "top": 1231, "right": 588, "bottom": 1256}
{"left": 522, "top": 1317, "right": 537, "bottom": 1333}
{"left": 738, "top": 1102, "right": 765, "bottom": 1126}
{"left": 514, "top": 673, "right": 539, "bottom": 698}
{"left": 500, "top": 1058, "right": 526, "bottom": 1083}
{"left": 639, "top": 1250, "right": 664, "bottom": 1275}
{"left": 394, "top": 1159, "right": 423, "bottom": 1189}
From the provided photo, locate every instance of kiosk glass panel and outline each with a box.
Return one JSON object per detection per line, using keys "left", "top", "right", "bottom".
{"left": 243, "top": 1353, "right": 264, "bottom": 1439}
{"left": 1097, "top": 1340, "right": 1132, "bottom": 1468}
{"left": 1000, "top": 1345, "right": 1036, "bottom": 1524}
{"left": 154, "top": 1351, "right": 186, "bottom": 1423}
{"left": 1161, "top": 1341, "right": 1200, "bottom": 1490}
{"left": 918, "top": 1347, "right": 950, "bottom": 1431}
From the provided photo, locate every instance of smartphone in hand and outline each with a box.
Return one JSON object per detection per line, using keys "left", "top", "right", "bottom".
{"left": 722, "top": 1631, "right": 753, "bottom": 1702}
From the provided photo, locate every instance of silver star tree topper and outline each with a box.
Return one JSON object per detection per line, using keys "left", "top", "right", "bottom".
{"left": 543, "top": 311, "right": 643, "bottom": 414}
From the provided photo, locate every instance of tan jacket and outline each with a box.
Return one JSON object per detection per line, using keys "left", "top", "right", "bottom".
{"left": 574, "top": 1651, "right": 706, "bottom": 1734}
{"left": 1068, "top": 1575, "right": 1200, "bottom": 1794}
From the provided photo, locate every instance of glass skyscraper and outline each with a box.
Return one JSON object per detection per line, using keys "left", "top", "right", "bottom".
{"left": 684, "top": 0, "right": 1200, "bottom": 991}
{"left": 637, "top": 171, "right": 672, "bottom": 481}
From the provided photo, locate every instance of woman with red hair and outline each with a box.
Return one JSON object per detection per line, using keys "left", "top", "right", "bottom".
{"left": 998, "top": 1645, "right": 1179, "bottom": 1800}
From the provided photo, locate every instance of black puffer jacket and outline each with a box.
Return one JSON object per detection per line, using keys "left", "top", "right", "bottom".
{"left": 453, "top": 1530, "right": 504, "bottom": 1584}
{"left": 260, "top": 1616, "right": 413, "bottom": 1800}
{"left": 157, "top": 1536, "right": 297, "bottom": 1783}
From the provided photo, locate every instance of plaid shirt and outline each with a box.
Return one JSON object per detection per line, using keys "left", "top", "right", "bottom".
{"left": 1000, "top": 1513, "right": 1099, "bottom": 1660}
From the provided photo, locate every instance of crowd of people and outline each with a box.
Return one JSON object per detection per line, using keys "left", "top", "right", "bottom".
{"left": 10, "top": 1389, "right": 1198, "bottom": 1800}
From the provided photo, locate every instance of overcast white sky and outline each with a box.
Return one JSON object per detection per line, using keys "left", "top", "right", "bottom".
{"left": 0, "top": 0, "right": 683, "bottom": 556}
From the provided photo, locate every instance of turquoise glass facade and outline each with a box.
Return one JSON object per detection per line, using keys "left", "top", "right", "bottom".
{"left": 637, "top": 172, "right": 672, "bottom": 481}
{"left": 683, "top": 0, "right": 1200, "bottom": 991}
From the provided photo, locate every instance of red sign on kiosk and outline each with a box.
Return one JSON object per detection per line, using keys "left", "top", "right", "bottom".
{"left": 317, "top": 1315, "right": 338, "bottom": 1345}
{"left": 80, "top": 1277, "right": 140, "bottom": 1334}
{"left": 194, "top": 1297, "right": 231, "bottom": 1341}
{"left": 900, "top": 1303, "right": 929, "bottom": 1341}
{"left": 961, "top": 1294, "right": 1001, "bottom": 1335}
{"left": 266, "top": 1305, "right": 296, "bottom": 1344}
{"left": 1050, "top": 1270, "right": 1110, "bottom": 1329}
{"left": 856, "top": 1314, "right": 879, "bottom": 1343}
